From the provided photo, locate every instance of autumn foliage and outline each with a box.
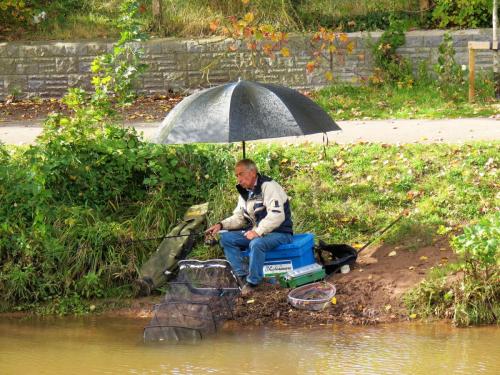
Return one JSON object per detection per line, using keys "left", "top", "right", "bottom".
{"left": 208, "top": 0, "right": 354, "bottom": 81}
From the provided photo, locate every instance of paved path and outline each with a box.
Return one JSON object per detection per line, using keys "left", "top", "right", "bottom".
{"left": 0, "top": 118, "right": 498, "bottom": 145}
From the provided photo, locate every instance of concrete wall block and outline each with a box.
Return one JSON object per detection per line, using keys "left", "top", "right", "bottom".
{"left": 50, "top": 43, "right": 78, "bottom": 56}
{"left": 0, "top": 58, "right": 17, "bottom": 74}
{"left": 254, "top": 72, "right": 281, "bottom": 82}
{"left": 144, "top": 54, "right": 167, "bottom": 63}
{"left": 218, "top": 58, "right": 240, "bottom": 70}
{"left": 207, "top": 68, "right": 231, "bottom": 79}
{"left": 27, "top": 77, "right": 45, "bottom": 91}
{"left": 144, "top": 40, "right": 164, "bottom": 55}
{"left": 1, "top": 43, "right": 22, "bottom": 59}
{"left": 4, "top": 76, "right": 27, "bottom": 95}
{"left": 161, "top": 39, "right": 188, "bottom": 53}
{"left": 55, "top": 43, "right": 85, "bottom": 56}
{"left": 173, "top": 53, "right": 189, "bottom": 71}
{"left": 45, "top": 75, "right": 68, "bottom": 91}
{"left": 16, "top": 61, "right": 39, "bottom": 74}
{"left": 406, "top": 51, "right": 433, "bottom": 60}
{"left": 423, "top": 35, "right": 445, "bottom": 47}
{"left": 163, "top": 71, "right": 186, "bottom": 84}
{"left": 186, "top": 73, "right": 206, "bottom": 88}
{"left": 143, "top": 80, "right": 164, "bottom": 90}
{"left": 452, "top": 34, "right": 474, "bottom": 46}
{"left": 68, "top": 74, "right": 90, "bottom": 88}
{"left": 78, "top": 56, "right": 95, "bottom": 73}
{"left": 55, "top": 57, "right": 78, "bottom": 74}
{"left": 156, "top": 58, "right": 178, "bottom": 72}
{"left": 454, "top": 53, "right": 469, "bottom": 65}
{"left": 202, "top": 39, "right": 233, "bottom": 53}
{"left": 38, "top": 59, "right": 58, "bottom": 75}
{"left": 186, "top": 40, "right": 206, "bottom": 53}
{"left": 402, "top": 36, "right": 424, "bottom": 49}
{"left": 86, "top": 42, "right": 110, "bottom": 55}
{"left": 142, "top": 72, "right": 165, "bottom": 88}
{"left": 20, "top": 45, "right": 51, "bottom": 58}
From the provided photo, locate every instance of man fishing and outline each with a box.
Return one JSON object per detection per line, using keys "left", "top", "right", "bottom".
{"left": 205, "top": 159, "right": 293, "bottom": 296}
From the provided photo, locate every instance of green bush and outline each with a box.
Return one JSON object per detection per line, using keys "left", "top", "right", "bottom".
{"left": 432, "top": 0, "right": 493, "bottom": 28}
{"left": 452, "top": 213, "right": 499, "bottom": 273}
{"left": 405, "top": 214, "right": 499, "bottom": 326}
{"left": 0, "top": 0, "right": 235, "bottom": 313}
{"left": 434, "top": 32, "right": 466, "bottom": 99}
{"left": 0, "top": 134, "right": 232, "bottom": 310}
{"left": 369, "top": 17, "right": 413, "bottom": 85}
{"left": 0, "top": 1, "right": 33, "bottom": 29}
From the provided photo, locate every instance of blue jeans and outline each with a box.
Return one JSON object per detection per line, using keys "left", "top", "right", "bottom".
{"left": 220, "top": 230, "right": 293, "bottom": 285}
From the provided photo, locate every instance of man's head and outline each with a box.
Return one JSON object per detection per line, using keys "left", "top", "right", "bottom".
{"left": 235, "top": 159, "right": 258, "bottom": 189}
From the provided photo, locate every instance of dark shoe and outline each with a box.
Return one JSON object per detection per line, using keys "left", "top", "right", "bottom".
{"left": 241, "top": 282, "right": 257, "bottom": 297}
{"left": 134, "top": 278, "right": 153, "bottom": 297}
{"left": 236, "top": 275, "right": 247, "bottom": 288}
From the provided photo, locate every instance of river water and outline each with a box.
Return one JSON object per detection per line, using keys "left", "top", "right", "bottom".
{"left": 0, "top": 317, "right": 498, "bottom": 374}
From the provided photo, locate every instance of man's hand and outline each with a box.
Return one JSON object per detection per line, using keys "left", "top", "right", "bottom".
{"left": 244, "top": 230, "right": 260, "bottom": 240}
{"left": 205, "top": 223, "right": 222, "bottom": 237}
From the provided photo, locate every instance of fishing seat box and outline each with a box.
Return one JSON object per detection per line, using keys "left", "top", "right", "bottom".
{"left": 242, "top": 233, "right": 315, "bottom": 277}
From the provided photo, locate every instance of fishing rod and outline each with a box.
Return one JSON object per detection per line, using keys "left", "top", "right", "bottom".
{"left": 119, "top": 232, "right": 208, "bottom": 245}
{"left": 357, "top": 209, "right": 408, "bottom": 254}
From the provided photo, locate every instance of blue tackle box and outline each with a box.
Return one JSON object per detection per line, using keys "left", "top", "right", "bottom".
{"left": 242, "top": 233, "right": 316, "bottom": 277}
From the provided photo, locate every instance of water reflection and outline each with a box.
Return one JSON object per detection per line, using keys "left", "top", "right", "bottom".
{"left": 0, "top": 317, "right": 499, "bottom": 374}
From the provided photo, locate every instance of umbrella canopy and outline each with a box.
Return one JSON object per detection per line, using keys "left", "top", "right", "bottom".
{"left": 156, "top": 80, "right": 340, "bottom": 148}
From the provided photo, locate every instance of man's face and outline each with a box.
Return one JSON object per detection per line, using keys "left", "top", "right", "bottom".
{"left": 235, "top": 165, "right": 257, "bottom": 189}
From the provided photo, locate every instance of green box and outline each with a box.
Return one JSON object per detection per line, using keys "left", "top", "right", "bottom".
{"left": 279, "top": 268, "right": 326, "bottom": 288}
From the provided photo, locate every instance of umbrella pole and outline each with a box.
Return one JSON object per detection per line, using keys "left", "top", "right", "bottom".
{"left": 242, "top": 141, "right": 246, "bottom": 159}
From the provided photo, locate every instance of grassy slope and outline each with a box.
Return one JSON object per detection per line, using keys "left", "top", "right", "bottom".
{"left": 313, "top": 82, "right": 498, "bottom": 120}
{"left": 1, "top": 140, "right": 498, "bottom": 314}
{"left": 3, "top": 0, "right": 419, "bottom": 41}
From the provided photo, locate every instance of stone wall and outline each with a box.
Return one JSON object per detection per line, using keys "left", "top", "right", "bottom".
{"left": 0, "top": 29, "right": 495, "bottom": 100}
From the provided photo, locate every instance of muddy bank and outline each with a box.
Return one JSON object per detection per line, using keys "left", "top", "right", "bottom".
{"left": 0, "top": 241, "right": 454, "bottom": 324}
{"left": 231, "top": 239, "right": 454, "bottom": 325}
{"left": 100, "top": 240, "right": 455, "bottom": 326}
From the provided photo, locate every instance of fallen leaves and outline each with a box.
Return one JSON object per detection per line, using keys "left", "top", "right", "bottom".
{"left": 0, "top": 95, "right": 184, "bottom": 122}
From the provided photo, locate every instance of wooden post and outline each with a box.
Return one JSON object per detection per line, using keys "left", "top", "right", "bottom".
{"left": 469, "top": 47, "right": 475, "bottom": 103}
{"left": 468, "top": 41, "right": 490, "bottom": 103}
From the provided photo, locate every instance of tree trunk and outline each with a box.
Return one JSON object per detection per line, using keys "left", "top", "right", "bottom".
{"left": 152, "top": 0, "right": 163, "bottom": 33}
{"left": 493, "top": 0, "right": 499, "bottom": 98}
{"left": 419, "top": 0, "right": 430, "bottom": 21}
{"left": 419, "top": 0, "right": 430, "bottom": 10}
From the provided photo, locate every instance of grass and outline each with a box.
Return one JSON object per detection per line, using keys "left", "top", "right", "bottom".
{"left": 313, "top": 79, "right": 498, "bottom": 120}
{"left": 2, "top": 0, "right": 427, "bottom": 41}
{"left": 1, "top": 131, "right": 499, "bottom": 314}
{"left": 404, "top": 262, "right": 499, "bottom": 326}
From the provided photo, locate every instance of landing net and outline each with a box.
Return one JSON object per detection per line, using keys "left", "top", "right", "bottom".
{"left": 143, "top": 259, "right": 240, "bottom": 343}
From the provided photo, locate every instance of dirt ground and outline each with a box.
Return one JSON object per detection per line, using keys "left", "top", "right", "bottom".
{"left": 0, "top": 95, "right": 182, "bottom": 123}
{"left": 105, "top": 240, "right": 455, "bottom": 326}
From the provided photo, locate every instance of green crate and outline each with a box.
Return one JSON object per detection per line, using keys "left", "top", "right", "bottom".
{"left": 279, "top": 264, "right": 326, "bottom": 288}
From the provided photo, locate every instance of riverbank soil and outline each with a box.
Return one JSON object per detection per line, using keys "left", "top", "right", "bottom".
{"left": 104, "top": 240, "right": 455, "bottom": 326}
{"left": 0, "top": 95, "right": 181, "bottom": 123}
{"left": 231, "top": 240, "right": 456, "bottom": 326}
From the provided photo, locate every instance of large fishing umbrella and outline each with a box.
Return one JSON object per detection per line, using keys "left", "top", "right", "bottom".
{"left": 155, "top": 80, "right": 341, "bottom": 157}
